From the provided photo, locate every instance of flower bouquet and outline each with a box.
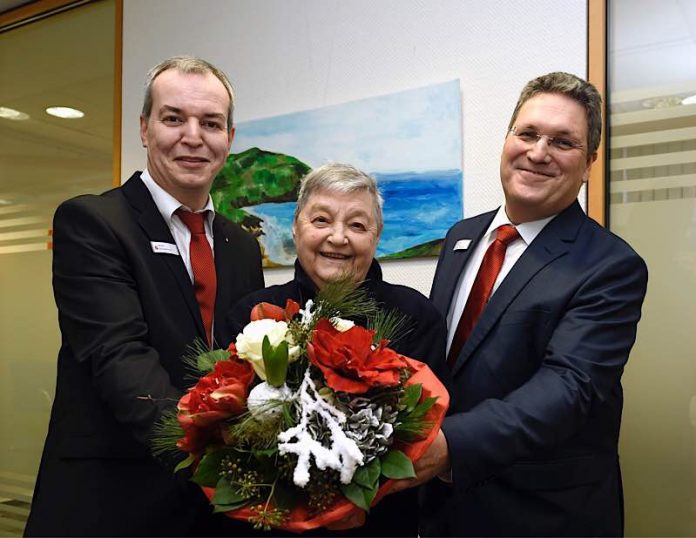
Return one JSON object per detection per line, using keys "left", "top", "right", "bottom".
{"left": 153, "top": 282, "right": 449, "bottom": 532}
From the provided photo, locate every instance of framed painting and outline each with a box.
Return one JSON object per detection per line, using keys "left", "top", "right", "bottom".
{"left": 211, "top": 80, "right": 463, "bottom": 267}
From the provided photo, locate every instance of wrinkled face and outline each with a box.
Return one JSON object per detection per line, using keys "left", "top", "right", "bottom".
{"left": 293, "top": 189, "right": 380, "bottom": 289}
{"left": 500, "top": 92, "right": 596, "bottom": 223}
{"left": 139, "top": 69, "right": 234, "bottom": 210}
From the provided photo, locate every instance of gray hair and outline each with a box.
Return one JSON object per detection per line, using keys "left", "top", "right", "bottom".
{"left": 295, "top": 163, "right": 384, "bottom": 231}
{"left": 141, "top": 55, "right": 235, "bottom": 131}
{"left": 507, "top": 71, "right": 602, "bottom": 155}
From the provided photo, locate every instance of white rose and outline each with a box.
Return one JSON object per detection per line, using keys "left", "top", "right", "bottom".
{"left": 331, "top": 317, "right": 355, "bottom": 332}
{"left": 235, "top": 319, "right": 300, "bottom": 380}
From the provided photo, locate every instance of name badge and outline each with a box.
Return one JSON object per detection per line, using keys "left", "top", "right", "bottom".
{"left": 151, "top": 241, "right": 179, "bottom": 255}
{"left": 453, "top": 239, "right": 472, "bottom": 251}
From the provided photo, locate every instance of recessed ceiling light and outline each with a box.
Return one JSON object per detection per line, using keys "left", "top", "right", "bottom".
{"left": 46, "top": 106, "right": 85, "bottom": 119}
{"left": 682, "top": 94, "right": 696, "bottom": 105}
{"left": 0, "top": 106, "right": 30, "bottom": 120}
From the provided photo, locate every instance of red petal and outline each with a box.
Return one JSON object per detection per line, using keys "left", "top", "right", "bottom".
{"left": 251, "top": 302, "right": 286, "bottom": 321}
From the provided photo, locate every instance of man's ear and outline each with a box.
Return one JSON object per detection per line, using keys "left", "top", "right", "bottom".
{"left": 139, "top": 114, "right": 148, "bottom": 147}
{"left": 583, "top": 151, "right": 598, "bottom": 183}
{"left": 227, "top": 126, "right": 236, "bottom": 149}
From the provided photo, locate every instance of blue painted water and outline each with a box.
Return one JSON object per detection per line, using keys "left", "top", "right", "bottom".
{"left": 246, "top": 170, "right": 462, "bottom": 266}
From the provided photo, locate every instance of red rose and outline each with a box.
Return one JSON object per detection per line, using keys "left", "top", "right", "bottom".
{"left": 177, "top": 358, "right": 255, "bottom": 452}
{"left": 307, "top": 318, "right": 409, "bottom": 394}
{"left": 250, "top": 299, "right": 301, "bottom": 322}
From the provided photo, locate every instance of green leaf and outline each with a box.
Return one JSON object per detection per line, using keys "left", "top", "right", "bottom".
{"left": 174, "top": 453, "right": 196, "bottom": 473}
{"left": 192, "top": 450, "right": 228, "bottom": 487}
{"left": 409, "top": 396, "right": 438, "bottom": 419}
{"left": 262, "top": 336, "right": 290, "bottom": 387}
{"left": 340, "top": 482, "right": 373, "bottom": 512}
{"left": 197, "top": 349, "right": 231, "bottom": 372}
{"left": 212, "top": 499, "right": 250, "bottom": 513}
{"left": 212, "top": 477, "right": 250, "bottom": 505}
{"left": 401, "top": 384, "right": 422, "bottom": 413}
{"left": 353, "top": 458, "right": 381, "bottom": 489}
{"left": 251, "top": 447, "right": 278, "bottom": 458}
{"left": 381, "top": 450, "right": 416, "bottom": 479}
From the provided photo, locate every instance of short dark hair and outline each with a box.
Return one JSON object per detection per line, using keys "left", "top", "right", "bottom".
{"left": 507, "top": 72, "right": 602, "bottom": 154}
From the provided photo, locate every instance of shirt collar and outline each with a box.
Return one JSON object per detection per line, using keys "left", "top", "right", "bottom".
{"left": 485, "top": 205, "right": 556, "bottom": 245}
{"left": 140, "top": 168, "right": 215, "bottom": 226}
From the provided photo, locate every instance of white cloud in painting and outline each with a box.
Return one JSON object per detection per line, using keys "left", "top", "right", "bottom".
{"left": 232, "top": 80, "right": 462, "bottom": 173}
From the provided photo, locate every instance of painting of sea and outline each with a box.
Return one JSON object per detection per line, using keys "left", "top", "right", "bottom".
{"left": 211, "top": 80, "right": 463, "bottom": 267}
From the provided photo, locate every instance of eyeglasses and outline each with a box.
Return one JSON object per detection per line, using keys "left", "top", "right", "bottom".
{"left": 509, "top": 126, "right": 585, "bottom": 153}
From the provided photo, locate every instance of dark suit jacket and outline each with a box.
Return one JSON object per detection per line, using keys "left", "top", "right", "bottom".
{"left": 224, "top": 259, "right": 447, "bottom": 537}
{"left": 419, "top": 201, "right": 648, "bottom": 537}
{"left": 25, "top": 173, "right": 264, "bottom": 537}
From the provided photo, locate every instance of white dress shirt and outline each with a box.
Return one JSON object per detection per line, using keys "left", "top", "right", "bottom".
{"left": 445, "top": 206, "right": 555, "bottom": 354}
{"left": 140, "top": 168, "right": 216, "bottom": 283}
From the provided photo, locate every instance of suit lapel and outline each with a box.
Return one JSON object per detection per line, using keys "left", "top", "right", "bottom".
{"left": 432, "top": 211, "right": 495, "bottom": 317}
{"left": 121, "top": 174, "right": 204, "bottom": 338}
{"left": 450, "top": 202, "right": 585, "bottom": 376}
{"left": 212, "top": 216, "right": 236, "bottom": 345}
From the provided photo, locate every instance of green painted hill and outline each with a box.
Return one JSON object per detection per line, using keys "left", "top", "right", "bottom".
{"left": 211, "top": 147, "right": 310, "bottom": 230}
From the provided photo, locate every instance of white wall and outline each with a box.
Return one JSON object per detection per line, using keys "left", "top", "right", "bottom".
{"left": 121, "top": 0, "right": 587, "bottom": 295}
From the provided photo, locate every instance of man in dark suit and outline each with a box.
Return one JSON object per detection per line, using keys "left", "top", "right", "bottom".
{"left": 25, "top": 56, "right": 264, "bottom": 536}
{"left": 393, "top": 72, "right": 648, "bottom": 536}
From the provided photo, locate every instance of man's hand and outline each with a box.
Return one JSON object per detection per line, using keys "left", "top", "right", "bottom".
{"left": 389, "top": 429, "right": 451, "bottom": 493}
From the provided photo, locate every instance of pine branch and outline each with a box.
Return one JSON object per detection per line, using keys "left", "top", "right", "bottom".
{"left": 150, "top": 410, "right": 185, "bottom": 459}
{"left": 368, "top": 308, "right": 413, "bottom": 346}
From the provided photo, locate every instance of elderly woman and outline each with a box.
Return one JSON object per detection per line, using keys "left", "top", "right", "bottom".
{"left": 225, "top": 162, "right": 446, "bottom": 537}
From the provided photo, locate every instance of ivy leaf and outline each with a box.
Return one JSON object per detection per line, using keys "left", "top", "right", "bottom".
{"left": 192, "top": 450, "right": 228, "bottom": 487}
{"left": 381, "top": 450, "right": 416, "bottom": 479}
{"left": 174, "top": 453, "right": 196, "bottom": 473}
{"left": 353, "top": 458, "right": 381, "bottom": 489}
{"left": 340, "top": 481, "right": 377, "bottom": 512}
{"left": 401, "top": 384, "right": 422, "bottom": 413}
{"left": 212, "top": 477, "right": 249, "bottom": 505}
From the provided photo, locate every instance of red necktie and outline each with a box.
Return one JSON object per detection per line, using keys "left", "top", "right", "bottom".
{"left": 177, "top": 210, "right": 217, "bottom": 348}
{"left": 447, "top": 224, "right": 520, "bottom": 368}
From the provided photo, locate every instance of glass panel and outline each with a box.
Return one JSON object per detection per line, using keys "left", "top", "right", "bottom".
{"left": 608, "top": 0, "right": 696, "bottom": 535}
{"left": 0, "top": 1, "right": 115, "bottom": 534}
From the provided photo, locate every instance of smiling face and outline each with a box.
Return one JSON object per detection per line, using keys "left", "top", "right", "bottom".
{"left": 139, "top": 69, "right": 234, "bottom": 210}
{"left": 292, "top": 188, "right": 380, "bottom": 289}
{"left": 500, "top": 92, "right": 596, "bottom": 223}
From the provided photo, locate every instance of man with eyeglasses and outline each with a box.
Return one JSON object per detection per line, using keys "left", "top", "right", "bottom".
{"left": 393, "top": 72, "right": 648, "bottom": 536}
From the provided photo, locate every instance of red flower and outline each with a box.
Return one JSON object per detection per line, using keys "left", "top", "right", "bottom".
{"left": 307, "top": 319, "right": 409, "bottom": 394}
{"left": 250, "top": 299, "right": 300, "bottom": 322}
{"left": 177, "top": 358, "right": 255, "bottom": 452}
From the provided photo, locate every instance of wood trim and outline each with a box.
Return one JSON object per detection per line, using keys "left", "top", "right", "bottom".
{"left": 113, "top": 0, "right": 123, "bottom": 186}
{"left": 587, "top": 0, "right": 607, "bottom": 226}
{"left": 0, "top": 0, "right": 89, "bottom": 30}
